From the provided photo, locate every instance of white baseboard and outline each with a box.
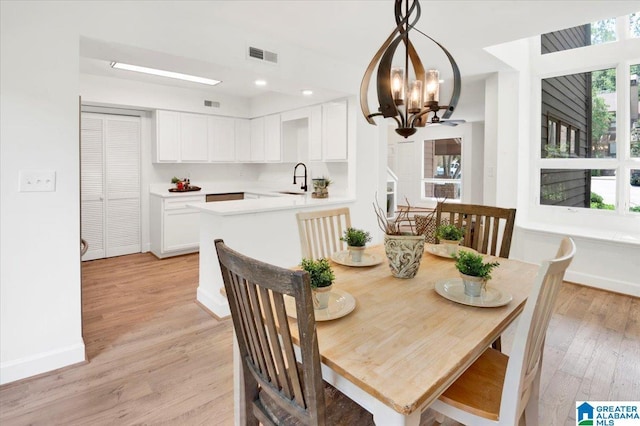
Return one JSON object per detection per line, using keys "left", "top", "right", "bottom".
{"left": 196, "top": 286, "right": 230, "bottom": 318}
{"left": 564, "top": 271, "right": 640, "bottom": 297}
{"left": 0, "top": 341, "right": 86, "bottom": 385}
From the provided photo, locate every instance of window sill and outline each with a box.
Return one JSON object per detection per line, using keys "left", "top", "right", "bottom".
{"left": 517, "top": 220, "right": 640, "bottom": 246}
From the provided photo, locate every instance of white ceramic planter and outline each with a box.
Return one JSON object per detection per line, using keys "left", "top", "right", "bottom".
{"left": 460, "top": 273, "right": 486, "bottom": 297}
{"left": 439, "top": 239, "right": 461, "bottom": 255}
{"left": 348, "top": 246, "right": 366, "bottom": 262}
{"left": 312, "top": 284, "right": 333, "bottom": 310}
{"left": 383, "top": 234, "right": 426, "bottom": 279}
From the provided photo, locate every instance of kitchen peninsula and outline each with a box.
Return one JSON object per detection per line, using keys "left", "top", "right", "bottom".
{"left": 190, "top": 192, "right": 355, "bottom": 318}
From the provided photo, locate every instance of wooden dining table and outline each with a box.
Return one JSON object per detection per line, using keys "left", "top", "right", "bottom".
{"left": 232, "top": 244, "right": 539, "bottom": 425}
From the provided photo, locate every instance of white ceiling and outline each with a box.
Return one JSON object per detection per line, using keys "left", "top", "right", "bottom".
{"left": 77, "top": 1, "right": 640, "bottom": 100}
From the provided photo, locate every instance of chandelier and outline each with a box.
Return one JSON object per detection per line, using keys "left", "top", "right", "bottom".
{"left": 360, "top": 0, "right": 462, "bottom": 138}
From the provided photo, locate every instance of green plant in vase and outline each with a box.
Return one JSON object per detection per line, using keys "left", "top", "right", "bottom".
{"left": 436, "top": 224, "right": 464, "bottom": 255}
{"left": 340, "top": 227, "right": 372, "bottom": 262}
{"left": 312, "top": 177, "right": 332, "bottom": 198}
{"left": 453, "top": 250, "right": 500, "bottom": 297}
{"left": 300, "top": 258, "right": 335, "bottom": 309}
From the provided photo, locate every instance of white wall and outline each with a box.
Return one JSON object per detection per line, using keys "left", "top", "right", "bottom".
{"left": 0, "top": 2, "right": 85, "bottom": 384}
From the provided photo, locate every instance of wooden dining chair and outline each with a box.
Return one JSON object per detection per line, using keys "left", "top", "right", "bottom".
{"left": 435, "top": 203, "right": 517, "bottom": 259}
{"left": 215, "top": 239, "right": 373, "bottom": 426}
{"left": 429, "top": 237, "right": 576, "bottom": 426}
{"left": 296, "top": 207, "right": 351, "bottom": 260}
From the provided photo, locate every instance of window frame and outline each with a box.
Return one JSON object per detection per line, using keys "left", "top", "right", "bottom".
{"left": 420, "top": 138, "right": 463, "bottom": 202}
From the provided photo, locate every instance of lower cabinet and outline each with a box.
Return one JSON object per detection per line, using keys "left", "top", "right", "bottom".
{"left": 150, "top": 195, "right": 205, "bottom": 258}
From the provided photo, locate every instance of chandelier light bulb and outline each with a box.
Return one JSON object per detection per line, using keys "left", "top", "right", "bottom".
{"left": 391, "top": 68, "right": 405, "bottom": 104}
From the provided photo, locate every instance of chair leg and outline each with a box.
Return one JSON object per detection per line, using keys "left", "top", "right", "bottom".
{"left": 434, "top": 411, "right": 445, "bottom": 424}
{"left": 492, "top": 336, "right": 502, "bottom": 351}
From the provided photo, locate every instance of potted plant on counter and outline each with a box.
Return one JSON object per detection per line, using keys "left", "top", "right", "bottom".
{"left": 436, "top": 224, "right": 464, "bottom": 255}
{"left": 453, "top": 250, "right": 500, "bottom": 297}
{"left": 340, "top": 227, "right": 372, "bottom": 262}
{"left": 300, "top": 258, "right": 335, "bottom": 310}
{"left": 312, "top": 177, "right": 332, "bottom": 199}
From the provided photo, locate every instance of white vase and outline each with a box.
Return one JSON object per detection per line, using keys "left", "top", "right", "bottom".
{"left": 460, "top": 273, "right": 486, "bottom": 297}
{"left": 383, "top": 234, "right": 426, "bottom": 279}
{"left": 348, "top": 246, "right": 366, "bottom": 262}
{"left": 312, "top": 284, "right": 333, "bottom": 310}
{"left": 439, "top": 239, "right": 461, "bottom": 255}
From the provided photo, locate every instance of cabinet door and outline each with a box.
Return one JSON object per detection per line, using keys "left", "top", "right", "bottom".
{"left": 250, "top": 117, "right": 265, "bottom": 161}
{"left": 235, "top": 119, "right": 251, "bottom": 162}
{"left": 154, "top": 110, "right": 180, "bottom": 162}
{"left": 309, "top": 105, "right": 323, "bottom": 161}
{"left": 163, "top": 209, "right": 201, "bottom": 252}
{"left": 322, "top": 101, "right": 348, "bottom": 160}
{"left": 180, "top": 113, "right": 209, "bottom": 161}
{"left": 264, "top": 114, "right": 282, "bottom": 162}
{"left": 208, "top": 116, "right": 236, "bottom": 162}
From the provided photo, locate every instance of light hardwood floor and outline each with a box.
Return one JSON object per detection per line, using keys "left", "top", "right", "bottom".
{"left": 0, "top": 252, "right": 638, "bottom": 425}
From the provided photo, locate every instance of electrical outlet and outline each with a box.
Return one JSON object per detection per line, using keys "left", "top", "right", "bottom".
{"left": 19, "top": 170, "right": 56, "bottom": 192}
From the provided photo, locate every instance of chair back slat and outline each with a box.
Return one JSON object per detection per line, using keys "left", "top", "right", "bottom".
{"left": 215, "top": 239, "right": 326, "bottom": 425}
{"left": 500, "top": 237, "right": 576, "bottom": 424}
{"left": 296, "top": 208, "right": 352, "bottom": 260}
{"left": 436, "top": 203, "right": 517, "bottom": 258}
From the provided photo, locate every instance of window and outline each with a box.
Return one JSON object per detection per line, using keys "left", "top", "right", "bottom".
{"left": 630, "top": 12, "right": 640, "bottom": 38}
{"left": 541, "top": 17, "right": 618, "bottom": 54}
{"left": 422, "top": 138, "right": 462, "bottom": 200}
{"left": 538, "top": 22, "right": 640, "bottom": 215}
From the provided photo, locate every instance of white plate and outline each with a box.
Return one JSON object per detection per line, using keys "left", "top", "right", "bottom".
{"left": 425, "top": 244, "right": 477, "bottom": 259}
{"left": 285, "top": 289, "right": 356, "bottom": 321}
{"left": 434, "top": 278, "right": 512, "bottom": 308}
{"left": 331, "top": 250, "right": 383, "bottom": 267}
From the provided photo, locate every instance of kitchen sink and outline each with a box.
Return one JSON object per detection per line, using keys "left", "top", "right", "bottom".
{"left": 276, "top": 191, "right": 306, "bottom": 196}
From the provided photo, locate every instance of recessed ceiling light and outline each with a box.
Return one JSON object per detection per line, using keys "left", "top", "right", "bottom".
{"left": 255, "top": 79, "right": 267, "bottom": 86}
{"left": 110, "top": 62, "right": 221, "bottom": 86}
{"left": 302, "top": 89, "right": 313, "bottom": 96}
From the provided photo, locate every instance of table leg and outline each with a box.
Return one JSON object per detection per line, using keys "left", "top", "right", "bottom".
{"left": 372, "top": 407, "right": 422, "bottom": 426}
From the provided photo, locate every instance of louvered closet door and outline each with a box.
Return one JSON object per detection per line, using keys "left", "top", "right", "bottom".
{"left": 81, "top": 115, "right": 105, "bottom": 260}
{"left": 105, "top": 116, "right": 141, "bottom": 257}
{"left": 81, "top": 113, "right": 141, "bottom": 260}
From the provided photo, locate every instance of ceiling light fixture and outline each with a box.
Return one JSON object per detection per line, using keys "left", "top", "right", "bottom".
{"left": 254, "top": 79, "right": 267, "bottom": 86}
{"left": 360, "top": 0, "right": 462, "bottom": 138}
{"left": 110, "top": 62, "right": 221, "bottom": 86}
{"left": 301, "top": 89, "right": 313, "bottom": 96}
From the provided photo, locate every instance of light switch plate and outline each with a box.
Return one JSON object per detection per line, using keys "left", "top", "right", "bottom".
{"left": 19, "top": 170, "right": 56, "bottom": 192}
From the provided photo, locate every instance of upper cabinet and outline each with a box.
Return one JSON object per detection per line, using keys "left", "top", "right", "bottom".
{"left": 250, "top": 114, "right": 281, "bottom": 162}
{"left": 180, "top": 113, "right": 209, "bottom": 162}
{"left": 208, "top": 116, "right": 235, "bottom": 162}
{"left": 235, "top": 119, "right": 251, "bottom": 162}
{"left": 309, "top": 100, "right": 348, "bottom": 162}
{"left": 153, "top": 110, "right": 180, "bottom": 162}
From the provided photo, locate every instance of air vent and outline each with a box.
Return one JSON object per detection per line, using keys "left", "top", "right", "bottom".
{"left": 204, "top": 100, "right": 220, "bottom": 108}
{"left": 248, "top": 46, "right": 278, "bottom": 64}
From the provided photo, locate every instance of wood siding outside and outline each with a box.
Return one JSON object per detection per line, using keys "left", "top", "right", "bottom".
{"left": 541, "top": 25, "right": 592, "bottom": 208}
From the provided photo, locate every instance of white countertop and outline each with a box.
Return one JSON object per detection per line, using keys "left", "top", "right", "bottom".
{"left": 188, "top": 194, "right": 354, "bottom": 216}
{"left": 150, "top": 182, "right": 282, "bottom": 198}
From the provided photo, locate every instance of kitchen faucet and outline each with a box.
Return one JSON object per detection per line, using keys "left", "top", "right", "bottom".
{"left": 293, "top": 162, "right": 308, "bottom": 192}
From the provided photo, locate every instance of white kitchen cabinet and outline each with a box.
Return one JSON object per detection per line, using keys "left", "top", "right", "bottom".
{"left": 264, "top": 114, "right": 282, "bottom": 162}
{"left": 235, "top": 118, "right": 251, "bottom": 162}
{"left": 150, "top": 194, "right": 204, "bottom": 258}
{"left": 180, "top": 113, "right": 209, "bottom": 161}
{"left": 322, "top": 100, "right": 348, "bottom": 160}
{"left": 208, "top": 116, "right": 236, "bottom": 162}
{"left": 250, "top": 117, "right": 265, "bottom": 161}
{"left": 153, "top": 110, "right": 180, "bottom": 162}
{"left": 308, "top": 100, "right": 348, "bottom": 161}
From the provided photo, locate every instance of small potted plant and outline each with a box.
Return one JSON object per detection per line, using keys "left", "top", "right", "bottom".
{"left": 312, "top": 177, "right": 332, "bottom": 198}
{"left": 453, "top": 250, "right": 500, "bottom": 297}
{"left": 300, "top": 258, "right": 335, "bottom": 309}
{"left": 436, "top": 224, "right": 464, "bottom": 255}
{"left": 340, "top": 227, "right": 372, "bottom": 262}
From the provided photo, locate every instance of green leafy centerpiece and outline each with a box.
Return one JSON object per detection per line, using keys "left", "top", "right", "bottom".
{"left": 453, "top": 250, "right": 500, "bottom": 297}
{"left": 300, "top": 258, "right": 335, "bottom": 309}
{"left": 340, "top": 227, "right": 372, "bottom": 262}
{"left": 436, "top": 224, "right": 464, "bottom": 255}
